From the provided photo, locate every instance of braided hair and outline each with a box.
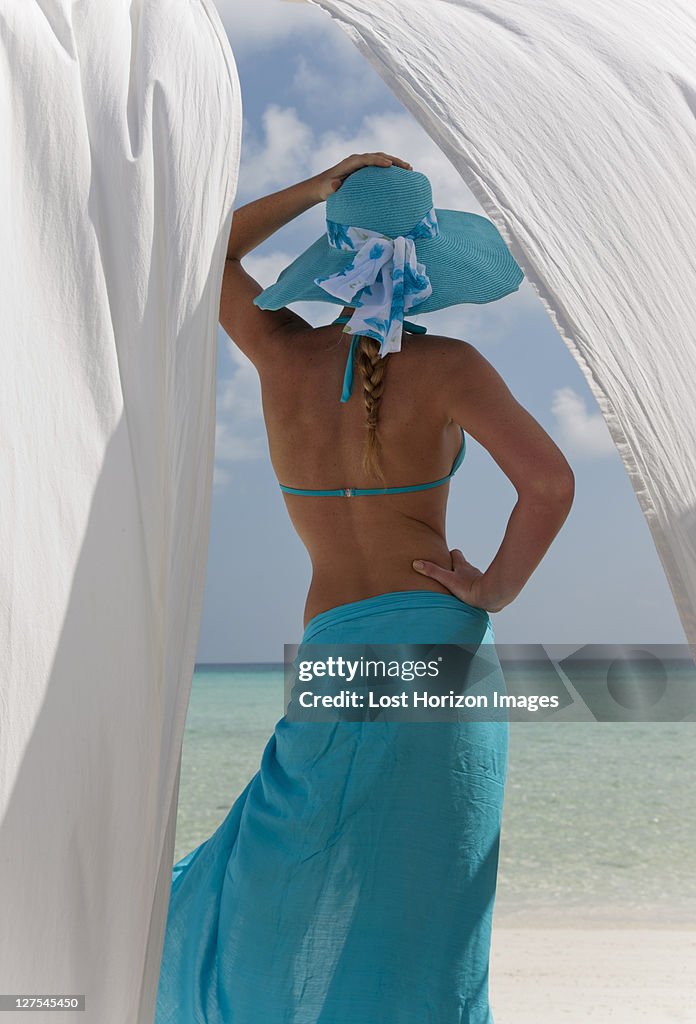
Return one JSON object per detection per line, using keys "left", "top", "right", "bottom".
{"left": 355, "top": 336, "right": 389, "bottom": 480}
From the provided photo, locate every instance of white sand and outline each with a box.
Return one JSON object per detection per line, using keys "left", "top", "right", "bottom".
{"left": 490, "top": 922, "right": 696, "bottom": 1023}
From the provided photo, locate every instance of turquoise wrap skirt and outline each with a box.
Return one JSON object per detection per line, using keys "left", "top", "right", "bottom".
{"left": 155, "top": 590, "right": 509, "bottom": 1023}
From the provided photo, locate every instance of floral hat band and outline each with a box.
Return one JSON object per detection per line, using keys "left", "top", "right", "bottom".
{"left": 312, "top": 208, "right": 440, "bottom": 379}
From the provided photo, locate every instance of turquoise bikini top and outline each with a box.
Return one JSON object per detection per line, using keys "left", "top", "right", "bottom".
{"left": 278, "top": 315, "right": 466, "bottom": 498}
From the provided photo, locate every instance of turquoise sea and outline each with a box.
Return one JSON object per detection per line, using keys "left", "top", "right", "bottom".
{"left": 174, "top": 664, "right": 696, "bottom": 926}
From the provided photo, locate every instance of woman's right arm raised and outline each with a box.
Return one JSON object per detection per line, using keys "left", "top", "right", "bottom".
{"left": 413, "top": 341, "right": 575, "bottom": 612}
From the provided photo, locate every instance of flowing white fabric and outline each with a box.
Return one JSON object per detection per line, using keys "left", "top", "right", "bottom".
{"left": 0, "top": 3, "right": 240, "bottom": 1022}
{"left": 298, "top": 0, "right": 696, "bottom": 650}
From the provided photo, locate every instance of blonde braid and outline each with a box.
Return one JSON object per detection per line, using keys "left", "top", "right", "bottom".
{"left": 355, "top": 336, "right": 389, "bottom": 480}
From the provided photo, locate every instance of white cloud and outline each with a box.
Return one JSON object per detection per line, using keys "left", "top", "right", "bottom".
{"left": 289, "top": 44, "right": 387, "bottom": 116}
{"left": 291, "top": 53, "right": 333, "bottom": 103}
{"left": 236, "top": 103, "right": 476, "bottom": 208}
{"left": 240, "top": 105, "right": 314, "bottom": 194}
{"left": 414, "top": 291, "right": 532, "bottom": 348}
{"left": 213, "top": 0, "right": 331, "bottom": 55}
{"left": 551, "top": 387, "right": 616, "bottom": 459}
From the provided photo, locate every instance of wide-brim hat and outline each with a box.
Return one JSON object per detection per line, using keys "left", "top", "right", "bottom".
{"left": 253, "top": 164, "right": 524, "bottom": 315}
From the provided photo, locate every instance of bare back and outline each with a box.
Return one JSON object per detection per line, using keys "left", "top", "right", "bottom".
{"left": 222, "top": 218, "right": 573, "bottom": 626}
{"left": 259, "top": 322, "right": 469, "bottom": 625}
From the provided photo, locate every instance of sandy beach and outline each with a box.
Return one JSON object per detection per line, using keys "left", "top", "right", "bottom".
{"left": 490, "top": 918, "right": 696, "bottom": 1023}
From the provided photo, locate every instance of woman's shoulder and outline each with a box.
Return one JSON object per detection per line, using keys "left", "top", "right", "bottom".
{"left": 399, "top": 329, "right": 487, "bottom": 382}
{"left": 268, "top": 320, "right": 492, "bottom": 394}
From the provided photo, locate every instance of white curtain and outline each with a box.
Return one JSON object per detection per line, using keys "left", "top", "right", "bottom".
{"left": 299, "top": 0, "right": 696, "bottom": 649}
{"left": 0, "top": 2, "right": 241, "bottom": 1021}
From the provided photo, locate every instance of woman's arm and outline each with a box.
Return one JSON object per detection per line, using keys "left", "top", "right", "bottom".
{"left": 413, "top": 341, "right": 575, "bottom": 612}
{"left": 220, "top": 152, "right": 413, "bottom": 365}
{"left": 226, "top": 177, "right": 320, "bottom": 261}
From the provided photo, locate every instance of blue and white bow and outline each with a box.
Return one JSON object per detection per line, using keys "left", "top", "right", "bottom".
{"left": 313, "top": 207, "right": 439, "bottom": 361}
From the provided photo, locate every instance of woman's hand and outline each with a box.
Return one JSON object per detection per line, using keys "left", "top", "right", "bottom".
{"left": 312, "top": 152, "right": 413, "bottom": 202}
{"left": 412, "top": 549, "right": 499, "bottom": 611}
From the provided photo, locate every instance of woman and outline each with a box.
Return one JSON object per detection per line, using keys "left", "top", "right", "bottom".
{"left": 155, "top": 153, "right": 575, "bottom": 1024}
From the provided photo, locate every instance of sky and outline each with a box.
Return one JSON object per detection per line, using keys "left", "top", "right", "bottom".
{"left": 196, "top": 0, "right": 687, "bottom": 662}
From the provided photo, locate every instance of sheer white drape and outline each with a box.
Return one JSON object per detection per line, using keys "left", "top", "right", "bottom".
{"left": 0, "top": 2, "right": 240, "bottom": 1021}
{"left": 299, "top": 0, "right": 696, "bottom": 648}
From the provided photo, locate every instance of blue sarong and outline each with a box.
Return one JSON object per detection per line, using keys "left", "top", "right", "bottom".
{"left": 155, "top": 590, "right": 509, "bottom": 1023}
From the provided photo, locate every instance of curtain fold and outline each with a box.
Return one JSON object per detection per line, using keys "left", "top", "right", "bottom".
{"left": 0, "top": 2, "right": 241, "bottom": 1021}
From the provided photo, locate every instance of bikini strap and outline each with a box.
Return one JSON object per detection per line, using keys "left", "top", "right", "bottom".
{"left": 278, "top": 428, "right": 466, "bottom": 498}
{"left": 332, "top": 314, "right": 427, "bottom": 403}
{"left": 450, "top": 426, "right": 467, "bottom": 475}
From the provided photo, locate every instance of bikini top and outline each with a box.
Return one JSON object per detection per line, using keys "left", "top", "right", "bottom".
{"left": 278, "top": 315, "right": 467, "bottom": 498}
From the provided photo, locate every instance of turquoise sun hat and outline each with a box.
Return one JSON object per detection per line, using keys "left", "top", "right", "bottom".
{"left": 253, "top": 164, "right": 524, "bottom": 333}
{"left": 254, "top": 165, "right": 524, "bottom": 404}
